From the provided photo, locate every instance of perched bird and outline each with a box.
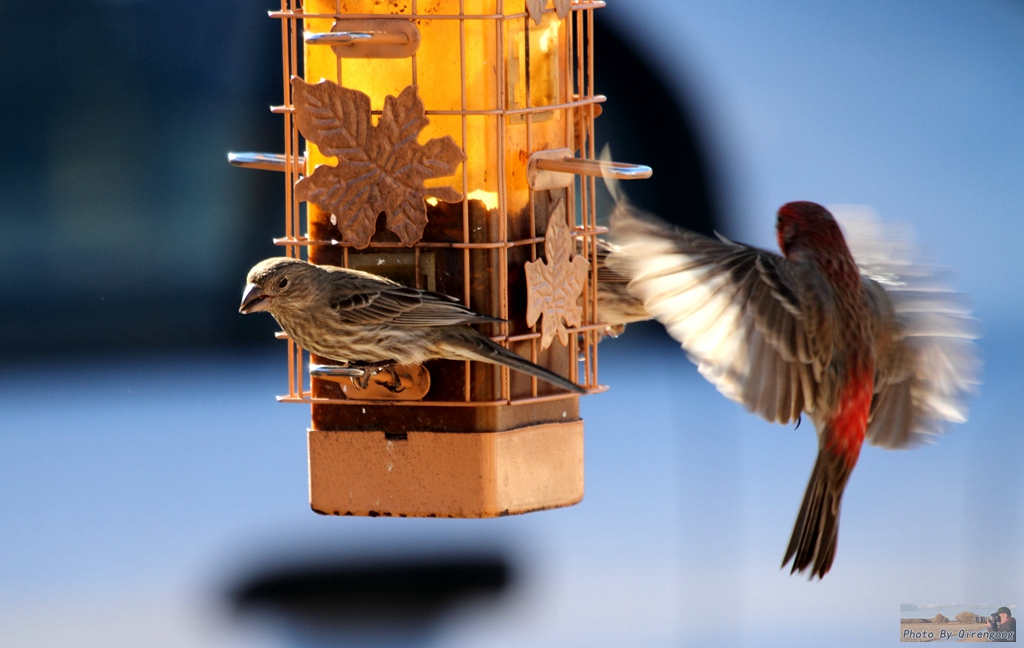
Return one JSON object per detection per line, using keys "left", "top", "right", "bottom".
{"left": 608, "top": 200, "right": 979, "bottom": 578}
{"left": 239, "top": 257, "right": 585, "bottom": 394}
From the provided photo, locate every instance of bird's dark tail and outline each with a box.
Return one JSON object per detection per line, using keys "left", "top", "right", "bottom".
{"left": 782, "top": 448, "right": 852, "bottom": 579}
{"left": 441, "top": 328, "right": 586, "bottom": 395}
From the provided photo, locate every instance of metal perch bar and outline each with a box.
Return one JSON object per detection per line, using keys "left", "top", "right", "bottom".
{"left": 527, "top": 148, "right": 652, "bottom": 190}
{"left": 228, "top": 152, "right": 305, "bottom": 172}
{"left": 534, "top": 156, "right": 652, "bottom": 180}
{"left": 305, "top": 31, "right": 409, "bottom": 46}
{"left": 309, "top": 364, "right": 367, "bottom": 378}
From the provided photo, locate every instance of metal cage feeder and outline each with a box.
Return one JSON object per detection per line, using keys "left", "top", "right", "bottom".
{"left": 231, "top": 0, "right": 650, "bottom": 518}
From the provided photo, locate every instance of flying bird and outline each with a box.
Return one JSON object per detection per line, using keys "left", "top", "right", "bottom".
{"left": 239, "top": 257, "right": 585, "bottom": 395}
{"left": 608, "top": 200, "right": 979, "bottom": 578}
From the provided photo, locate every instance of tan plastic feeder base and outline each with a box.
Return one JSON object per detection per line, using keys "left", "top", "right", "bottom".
{"left": 308, "top": 420, "right": 584, "bottom": 518}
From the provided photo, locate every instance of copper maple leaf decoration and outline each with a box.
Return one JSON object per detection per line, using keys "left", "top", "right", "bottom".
{"left": 525, "top": 198, "right": 590, "bottom": 350}
{"left": 292, "top": 77, "right": 466, "bottom": 249}
{"left": 527, "top": 0, "right": 572, "bottom": 25}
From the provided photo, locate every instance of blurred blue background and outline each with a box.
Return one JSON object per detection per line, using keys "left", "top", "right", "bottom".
{"left": 1, "top": 0, "right": 1022, "bottom": 645}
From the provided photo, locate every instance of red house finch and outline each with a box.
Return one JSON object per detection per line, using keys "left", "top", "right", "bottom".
{"left": 239, "top": 257, "right": 585, "bottom": 394}
{"left": 609, "top": 201, "right": 978, "bottom": 578}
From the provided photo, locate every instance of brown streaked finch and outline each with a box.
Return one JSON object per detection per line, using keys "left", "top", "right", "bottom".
{"left": 608, "top": 200, "right": 979, "bottom": 579}
{"left": 239, "top": 257, "right": 585, "bottom": 395}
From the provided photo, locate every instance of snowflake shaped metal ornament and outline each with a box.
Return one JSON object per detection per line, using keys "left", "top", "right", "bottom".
{"left": 527, "top": 0, "right": 572, "bottom": 25}
{"left": 525, "top": 197, "right": 590, "bottom": 350}
{"left": 291, "top": 78, "right": 466, "bottom": 249}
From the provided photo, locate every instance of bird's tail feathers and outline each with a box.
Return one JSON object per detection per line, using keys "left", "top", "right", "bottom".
{"left": 442, "top": 329, "right": 586, "bottom": 395}
{"left": 783, "top": 447, "right": 852, "bottom": 580}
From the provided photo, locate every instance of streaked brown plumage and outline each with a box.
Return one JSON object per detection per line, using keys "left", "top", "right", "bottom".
{"left": 239, "top": 257, "right": 585, "bottom": 394}
{"left": 609, "top": 200, "right": 979, "bottom": 578}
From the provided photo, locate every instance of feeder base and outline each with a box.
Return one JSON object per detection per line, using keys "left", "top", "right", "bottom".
{"left": 308, "top": 420, "right": 583, "bottom": 518}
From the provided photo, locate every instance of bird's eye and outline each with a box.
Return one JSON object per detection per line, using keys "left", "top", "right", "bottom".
{"left": 278, "top": 277, "right": 289, "bottom": 289}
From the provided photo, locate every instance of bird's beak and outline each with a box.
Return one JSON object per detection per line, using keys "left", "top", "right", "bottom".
{"left": 239, "top": 283, "right": 270, "bottom": 314}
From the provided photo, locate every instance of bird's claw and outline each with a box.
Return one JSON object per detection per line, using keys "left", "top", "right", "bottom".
{"left": 345, "top": 361, "right": 408, "bottom": 393}
{"left": 347, "top": 361, "right": 399, "bottom": 391}
{"left": 353, "top": 371, "right": 373, "bottom": 390}
{"left": 374, "top": 366, "right": 407, "bottom": 394}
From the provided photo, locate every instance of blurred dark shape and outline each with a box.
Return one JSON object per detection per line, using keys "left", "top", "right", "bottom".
{"left": 231, "top": 553, "right": 511, "bottom": 646}
{"left": 593, "top": 14, "right": 721, "bottom": 237}
{"left": 0, "top": 0, "right": 283, "bottom": 360}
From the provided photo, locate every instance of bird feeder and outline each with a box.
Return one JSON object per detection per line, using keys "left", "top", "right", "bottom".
{"left": 231, "top": 0, "right": 650, "bottom": 517}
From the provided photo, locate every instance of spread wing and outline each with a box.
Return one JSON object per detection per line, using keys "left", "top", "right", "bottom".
{"left": 325, "top": 267, "right": 503, "bottom": 328}
{"left": 608, "top": 205, "right": 836, "bottom": 424}
{"left": 833, "top": 205, "right": 981, "bottom": 448}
